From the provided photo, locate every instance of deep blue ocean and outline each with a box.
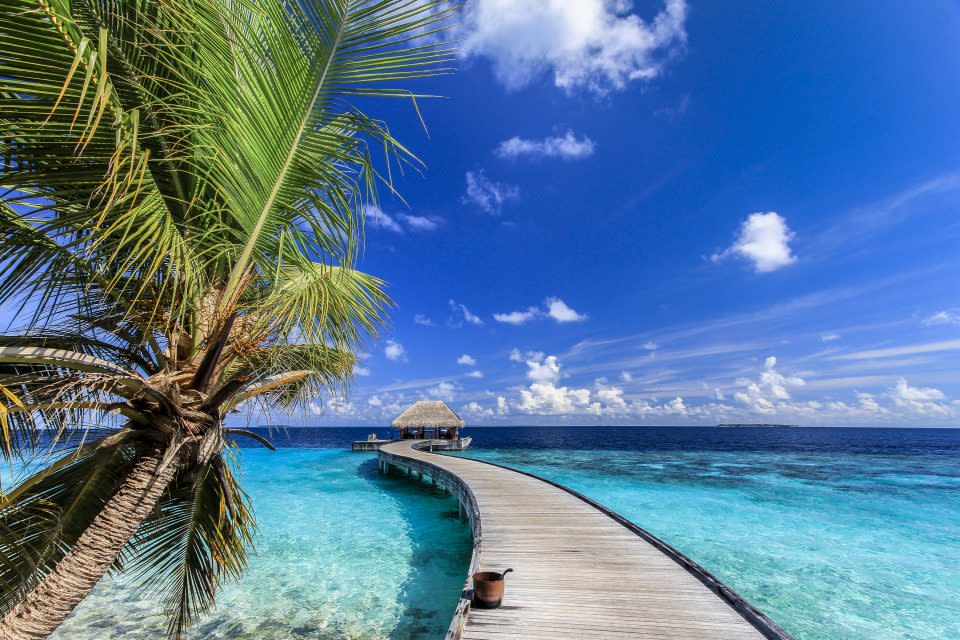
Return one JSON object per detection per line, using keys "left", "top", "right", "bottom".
{"left": 48, "top": 426, "right": 960, "bottom": 640}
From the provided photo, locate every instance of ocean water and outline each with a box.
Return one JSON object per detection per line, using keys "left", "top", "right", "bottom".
{"left": 12, "top": 426, "right": 960, "bottom": 640}
{"left": 449, "top": 427, "right": 960, "bottom": 640}
{"left": 50, "top": 448, "right": 471, "bottom": 640}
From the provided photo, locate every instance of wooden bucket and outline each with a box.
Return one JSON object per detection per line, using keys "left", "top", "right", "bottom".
{"left": 471, "top": 568, "right": 513, "bottom": 609}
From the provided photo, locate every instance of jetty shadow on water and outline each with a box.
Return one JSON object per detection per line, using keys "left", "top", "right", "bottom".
{"left": 355, "top": 458, "right": 473, "bottom": 640}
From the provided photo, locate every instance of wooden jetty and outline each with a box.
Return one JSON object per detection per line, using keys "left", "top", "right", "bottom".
{"left": 379, "top": 440, "right": 794, "bottom": 640}
{"left": 351, "top": 439, "right": 395, "bottom": 451}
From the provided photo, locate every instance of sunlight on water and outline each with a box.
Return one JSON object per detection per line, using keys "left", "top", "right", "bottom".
{"left": 452, "top": 447, "right": 960, "bottom": 640}
{"left": 51, "top": 449, "right": 470, "bottom": 640}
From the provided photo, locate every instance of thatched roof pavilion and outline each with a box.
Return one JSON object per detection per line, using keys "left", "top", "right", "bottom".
{"left": 392, "top": 400, "right": 464, "bottom": 439}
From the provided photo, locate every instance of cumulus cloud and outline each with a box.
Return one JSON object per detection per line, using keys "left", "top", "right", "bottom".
{"left": 495, "top": 298, "right": 586, "bottom": 325}
{"left": 642, "top": 341, "right": 658, "bottom": 350}
{"left": 462, "top": 170, "right": 519, "bottom": 214}
{"left": 384, "top": 340, "right": 407, "bottom": 362}
{"left": 353, "top": 364, "right": 371, "bottom": 377}
{"left": 311, "top": 397, "right": 354, "bottom": 416}
{"left": 923, "top": 310, "right": 960, "bottom": 326}
{"left": 428, "top": 381, "right": 457, "bottom": 402}
{"left": 462, "top": 401, "right": 494, "bottom": 418}
{"left": 466, "top": 370, "right": 484, "bottom": 378}
{"left": 888, "top": 378, "right": 950, "bottom": 415}
{"left": 457, "top": 354, "right": 477, "bottom": 366}
{"left": 449, "top": 299, "right": 485, "bottom": 327}
{"left": 414, "top": 314, "right": 435, "bottom": 326}
{"left": 733, "top": 356, "right": 805, "bottom": 414}
{"left": 494, "top": 307, "right": 541, "bottom": 325}
{"left": 712, "top": 212, "right": 797, "bottom": 273}
{"left": 545, "top": 297, "right": 587, "bottom": 322}
{"left": 594, "top": 381, "right": 628, "bottom": 413}
{"left": 497, "top": 396, "right": 509, "bottom": 415}
{"left": 460, "top": 0, "right": 688, "bottom": 94}
{"left": 620, "top": 371, "right": 633, "bottom": 382}
{"left": 525, "top": 354, "right": 562, "bottom": 384}
{"left": 495, "top": 130, "right": 595, "bottom": 160}
{"left": 519, "top": 382, "right": 597, "bottom": 414}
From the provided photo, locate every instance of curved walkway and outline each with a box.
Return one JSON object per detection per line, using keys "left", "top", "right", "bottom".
{"left": 378, "top": 441, "right": 793, "bottom": 640}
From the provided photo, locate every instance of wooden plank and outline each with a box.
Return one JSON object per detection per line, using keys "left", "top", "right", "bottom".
{"left": 378, "top": 441, "right": 794, "bottom": 640}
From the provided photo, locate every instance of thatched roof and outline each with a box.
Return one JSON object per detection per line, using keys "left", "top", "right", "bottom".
{"left": 392, "top": 400, "right": 464, "bottom": 428}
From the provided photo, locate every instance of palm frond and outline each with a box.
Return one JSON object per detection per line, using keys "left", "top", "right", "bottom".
{"left": 0, "top": 437, "right": 135, "bottom": 613}
{"left": 125, "top": 452, "right": 255, "bottom": 639}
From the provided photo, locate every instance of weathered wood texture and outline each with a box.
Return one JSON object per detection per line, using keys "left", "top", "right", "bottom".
{"left": 379, "top": 441, "right": 794, "bottom": 640}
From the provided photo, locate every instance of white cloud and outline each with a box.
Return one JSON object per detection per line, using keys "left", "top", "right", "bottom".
{"left": 457, "top": 354, "right": 477, "bottom": 366}
{"left": 497, "top": 396, "right": 509, "bottom": 415}
{"left": 494, "top": 307, "right": 541, "bottom": 325}
{"left": 364, "top": 204, "right": 403, "bottom": 233}
{"left": 820, "top": 333, "right": 840, "bottom": 342}
{"left": 525, "top": 354, "right": 562, "bottom": 384}
{"left": 519, "top": 382, "right": 596, "bottom": 414}
{"left": 620, "top": 371, "right": 633, "bottom": 382}
{"left": 495, "top": 130, "right": 595, "bottom": 160}
{"left": 384, "top": 340, "right": 407, "bottom": 362}
{"left": 461, "top": 0, "right": 688, "bottom": 94}
{"left": 449, "top": 299, "right": 485, "bottom": 326}
{"left": 311, "top": 397, "right": 355, "bottom": 416}
{"left": 466, "top": 370, "right": 484, "bottom": 378}
{"left": 398, "top": 214, "right": 442, "bottom": 231}
{"left": 496, "top": 298, "right": 587, "bottom": 325}
{"left": 712, "top": 212, "right": 797, "bottom": 273}
{"left": 594, "top": 381, "right": 628, "bottom": 413}
{"left": 888, "top": 378, "right": 951, "bottom": 415}
{"left": 428, "top": 381, "right": 457, "bottom": 402}
{"left": 353, "top": 364, "right": 371, "bottom": 377}
{"left": 414, "top": 314, "right": 435, "bottom": 326}
{"left": 545, "top": 297, "right": 587, "bottom": 323}
{"left": 364, "top": 206, "right": 442, "bottom": 233}
{"left": 733, "top": 356, "right": 806, "bottom": 415}
{"left": 462, "top": 401, "right": 494, "bottom": 418}
{"left": 643, "top": 341, "right": 658, "bottom": 350}
{"left": 923, "top": 310, "right": 960, "bottom": 326}
{"left": 832, "top": 338, "right": 960, "bottom": 361}
{"left": 462, "top": 170, "right": 519, "bottom": 214}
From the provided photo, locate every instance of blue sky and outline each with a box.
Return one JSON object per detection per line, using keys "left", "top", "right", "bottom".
{"left": 299, "top": 1, "right": 960, "bottom": 426}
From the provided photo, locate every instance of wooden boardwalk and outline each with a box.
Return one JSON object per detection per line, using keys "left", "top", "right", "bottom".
{"left": 378, "top": 440, "right": 793, "bottom": 640}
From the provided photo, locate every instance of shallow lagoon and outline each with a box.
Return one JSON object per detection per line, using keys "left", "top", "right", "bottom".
{"left": 52, "top": 449, "right": 470, "bottom": 640}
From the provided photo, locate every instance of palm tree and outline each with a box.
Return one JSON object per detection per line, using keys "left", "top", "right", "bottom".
{"left": 0, "top": 0, "right": 453, "bottom": 638}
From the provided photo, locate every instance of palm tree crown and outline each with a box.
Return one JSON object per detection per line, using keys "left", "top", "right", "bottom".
{"left": 0, "top": 0, "right": 454, "bottom": 637}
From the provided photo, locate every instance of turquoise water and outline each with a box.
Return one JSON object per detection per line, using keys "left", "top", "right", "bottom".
{"left": 451, "top": 447, "right": 960, "bottom": 640}
{"left": 8, "top": 426, "right": 960, "bottom": 639}
{"left": 51, "top": 449, "right": 470, "bottom": 640}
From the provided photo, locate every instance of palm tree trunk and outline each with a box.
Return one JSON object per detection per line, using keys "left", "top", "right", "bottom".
{"left": 0, "top": 446, "right": 179, "bottom": 640}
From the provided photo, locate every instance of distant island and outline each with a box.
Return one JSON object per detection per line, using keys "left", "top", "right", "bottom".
{"left": 717, "top": 423, "right": 799, "bottom": 428}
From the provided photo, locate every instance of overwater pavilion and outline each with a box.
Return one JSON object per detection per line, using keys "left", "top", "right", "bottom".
{"left": 392, "top": 400, "right": 464, "bottom": 440}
